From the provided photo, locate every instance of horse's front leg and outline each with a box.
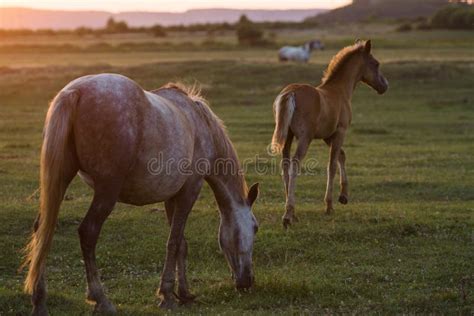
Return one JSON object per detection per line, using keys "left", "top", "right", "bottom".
{"left": 158, "top": 178, "right": 203, "bottom": 309}
{"left": 324, "top": 130, "right": 345, "bottom": 214}
{"left": 163, "top": 201, "right": 196, "bottom": 304}
{"left": 324, "top": 139, "right": 349, "bottom": 205}
{"left": 176, "top": 237, "right": 195, "bottom": 303}
{"left": 337, "top": 149, "right": 349, "bottom": 205}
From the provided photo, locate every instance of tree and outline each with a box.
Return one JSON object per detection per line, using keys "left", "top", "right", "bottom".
{"left": 449, "top": 0, "right": 473, "bottom": 4}
{"left": 150, "top": 24, "right": 166, "bottom": 37}
{"left": 236, "top": 15, "right": 263, "bottom": 46}
{"left": 105, "top": 17, "right": 129, "bottom": 33}
{"left": 431, "top": 4, "right": 474, "bottom": 29}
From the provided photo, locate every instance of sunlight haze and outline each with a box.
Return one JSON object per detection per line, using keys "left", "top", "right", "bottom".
{"left": 0, "top": 0, "right": 351, "bottom": 12}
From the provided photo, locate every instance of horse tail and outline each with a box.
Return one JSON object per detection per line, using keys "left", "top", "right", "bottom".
{"left": 23, "top": 89, "right": 79, "bottom": 294}
{"left": 271, "top": 91, "right": 296, "bottom": 154}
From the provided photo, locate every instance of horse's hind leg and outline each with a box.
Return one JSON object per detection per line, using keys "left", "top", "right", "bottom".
{"left": 31, "top": 153, "right": 78, "bottom": 316}
{"left": 164, "top": 200, "right": 195, "bottom": 304}
{"left": 31, "top": 215, "right": 47, "bottom": 316}
{"left": 78, "top": 180, "right": 121, "bottom": 314}
{"left": 31, "top": 275, "right": 47, "bottom": 316}
{"left": 281, "top": 130, "right": 294, "bottom": 199}
{"left": 282, "top": 137, "right": 310, "bottom": 228}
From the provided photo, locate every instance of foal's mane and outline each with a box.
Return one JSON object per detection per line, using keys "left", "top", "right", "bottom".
{"left": 322, "top": 42, "right": 364, "bottom": 84}
{"left": 159, "top": 83, "right": 248, "bottom": 194}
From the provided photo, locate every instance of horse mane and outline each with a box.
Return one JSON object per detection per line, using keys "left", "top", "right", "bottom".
{"left": 158, "top": 82, "right": 248, "bottom": 195}
{"left": 159, "top": 82, "right": 206, "bottom": 105}
{"left": 159, "top": 83, "right": 228, "bottom": 153}
{"left": 322, "top": 42, "right": 364, "bottom": 84}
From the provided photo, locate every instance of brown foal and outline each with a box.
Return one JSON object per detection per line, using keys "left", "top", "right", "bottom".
{"left": 271, "top": 40, "right": 388, "bottom": 228}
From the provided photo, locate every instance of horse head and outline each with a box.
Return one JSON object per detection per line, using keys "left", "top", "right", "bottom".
{"left": 360, "top": 40, "right": 389, "bottom": 94}
{"left": 310, "top": 40, "right": 325, "bottom": 51}
{"left": 218, "top": 183, "right": 259, "bottom": 290}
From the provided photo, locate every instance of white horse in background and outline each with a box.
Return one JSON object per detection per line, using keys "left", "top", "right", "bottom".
{"left": 278, "top": 40, "right": 324, "bottom": 63}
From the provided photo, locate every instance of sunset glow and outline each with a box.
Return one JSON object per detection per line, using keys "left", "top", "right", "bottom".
{"left": 0, "top": 0, "right": 352, "bottom": 12}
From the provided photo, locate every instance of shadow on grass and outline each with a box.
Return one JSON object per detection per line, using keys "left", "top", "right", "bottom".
{"left": 0, "top": 291, "right": 90, "bottom": 315}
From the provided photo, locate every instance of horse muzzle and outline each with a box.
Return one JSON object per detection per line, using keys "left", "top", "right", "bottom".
{"left": 235, "top": 266, "right": 254, "bottom": 290}
{"left": 377, "top": 76, "right": 389, "bottom": 95}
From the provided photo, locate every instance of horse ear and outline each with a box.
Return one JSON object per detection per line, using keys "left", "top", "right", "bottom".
{"left": 355, "top": 38, "right": 362, "bottom": 44}
{"left": 247, "top": 183, "right": 259, "bottom": 206}
{"left": 364, "top": 40, "right": 372, "bottom": 54}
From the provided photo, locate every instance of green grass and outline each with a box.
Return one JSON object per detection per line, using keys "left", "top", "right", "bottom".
{"left": 0, "top": 30, "right": 473, "bottom": 314}
{"left": 1, "top": 27, "right": 473, "bottom": 68}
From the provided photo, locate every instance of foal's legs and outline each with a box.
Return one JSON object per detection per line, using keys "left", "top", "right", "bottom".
{"left": 324, "top": 139, "right": 349, "bottom": 205}
{"left": 336, "top": 149, "right": 349, "bottom": 204}
{"left": 158, "top": 178, "right": 203, "bottom": 309}
{"left": 282, "top": 137, "right": 311, "bottom": 228}
{"left": 78, "top": 181, "right": 121, "bottom": 314}
{"left": 164, "top": 199, "right": 195, "bottom": 304}
{"left": 281, "top": 130, "right": 294, "bottom": 198}
{"left": 324, "top": 131, "right": 345, "bottom": 214}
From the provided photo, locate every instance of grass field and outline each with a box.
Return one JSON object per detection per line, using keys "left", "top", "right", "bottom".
{"left": 0, "top": 28, "right": 473, "bottom": 314}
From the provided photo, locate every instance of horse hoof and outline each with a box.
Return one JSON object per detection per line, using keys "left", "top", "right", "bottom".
{"left": 32, "top": 305, "right": 48, "bottom": 316}
{"left": 325, "top": 208, "right": 334, "bottom": 215}
{"left": 282, "top": 217, "right": 291, "bottom": 229}
{"left": 282, "top": 215, "right": 298, "bottom": 229}
{"left": 338, "top": 195, "right": 348, "bottom": 205}
{"left": 159, "top": 298, "right": 177, "bottom": 310}
{"left": 93, "top": 300, "right": 117, "bottom": 315}
{"left": 176, "top": 291, "right": 197, "bottom": 305}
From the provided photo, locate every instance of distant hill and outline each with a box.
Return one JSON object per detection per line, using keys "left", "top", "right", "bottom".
{"left": 0, "top": 7, "right": 327, "bottom": 30}
{"left": 306, "top": 0, "right": 449, "bottom": 24}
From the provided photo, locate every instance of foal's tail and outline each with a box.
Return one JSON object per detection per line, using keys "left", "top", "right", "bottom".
{"left": 23, "top": 89, "right": 79, "bottom": 294}
{"left": 271, "top": 91, "right": 295, "bottom": 154}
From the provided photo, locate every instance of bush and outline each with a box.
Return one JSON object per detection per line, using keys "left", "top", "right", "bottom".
{"left": 150, "top": 25, "right": 166, "bottom": 37}
{"left": 431, "top": 4, "right": 474, "bottom": 29}
{"left": 416, "top": 21, "right": 433, "bottom": 30}
{"left": 105, "top": 17, "right": 129, "bottom": 33}
{"left": 236, "top": 15, "right": 264, "bottom": 46}
{"left": 396, "top": 23, "right": 413, "bottom": 32}
{"left": 74, "top": 27, "right": 94, "bottom": 37}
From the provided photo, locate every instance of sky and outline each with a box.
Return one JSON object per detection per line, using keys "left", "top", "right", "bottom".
{"left": 0, "top": 0, "right": 352, "bottom": 12}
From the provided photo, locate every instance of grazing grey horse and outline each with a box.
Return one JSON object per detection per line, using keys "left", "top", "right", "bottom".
{"left": 279, "top": 40, "right": 325, "bottom": 63}
{"left": 22, "top": 74, "right": 260, "bottom": 315}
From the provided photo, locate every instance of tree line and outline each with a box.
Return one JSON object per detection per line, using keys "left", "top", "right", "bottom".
{"left": 396, "top": 2, "right": 473, "bottom": 32}
{"left": 0, "top": 15, "right": 317, "bottom": 46}
{"left": 431, "top": 2, "right": 474, "bottom": 29}
{"left": 1, "top": 3, "right": 471, "bottom": 41}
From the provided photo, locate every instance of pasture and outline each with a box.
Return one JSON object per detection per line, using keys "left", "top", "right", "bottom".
{"left": 0, "top": 28, "right": 473, "bottom": 314}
